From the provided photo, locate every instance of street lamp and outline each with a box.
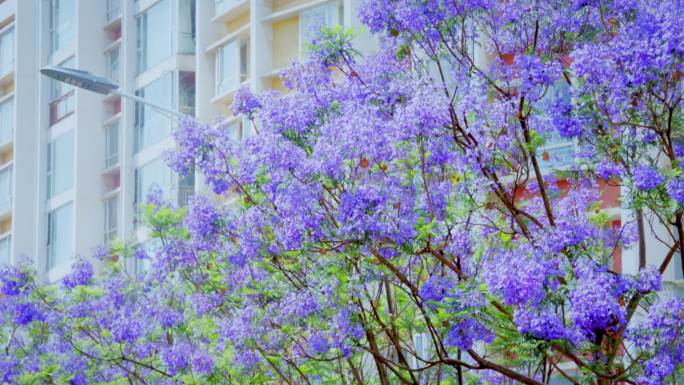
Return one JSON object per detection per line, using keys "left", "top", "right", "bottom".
{"left": 40, "top": 66, "right": 185, "bottom": 121}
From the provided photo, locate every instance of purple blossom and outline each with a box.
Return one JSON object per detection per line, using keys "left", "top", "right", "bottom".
{"left": 233, "top": 87, "right": 262, "bottom": 117}
{"left": 632, "top": 165, "right": 665, "bottom": 191}
{"left": 667, "top": 175, "right": 684, "bottom": 204}
{"left": 62, "top": 259, "right": 94, "bottom": 289}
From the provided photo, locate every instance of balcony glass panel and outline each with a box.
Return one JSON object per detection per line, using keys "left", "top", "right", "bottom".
{"left": 47, "top": 130, "right": 74, "bottom": 198}
{"left": 0, "top": 97, "right": 12, "bottom": 145}
{"left": 106, "top": 0, "right": 121, "bottom": 22}
{"left": 134, "top": 72, "right": 173, "bottom": 152}
{"left": 106, "top": 46, "right": 120, "bottom": 84}
{"left": 178, "top": 0, "right": 196, "bottom": 54}
{"left": 136, "top": 0, "right": 171, "bottom": 74}
{"left": 47, "top": 202, "right": 73, "bottom": 269}
{"left": 299, "top": 2, "right": 339, "bottom": 57}
{"left": 0, "top": 235, "right": 10, "bottom": 265}
{"left": 0, "top": 166, "right": 11, "bottom": 213}
{"left": 216, "top": 40, "right": 248, "bottom": 96}
{"left": 49, "top": 0, "right": 75, "bottom": 55}
{"left": 105, "top": 121, "right": 119, "bottom": 169}
{"left": 0, "top": 27, "right": 13, "bottom": 76}
{"left": 104, "top": 196, "right": 117, "bottom": 243}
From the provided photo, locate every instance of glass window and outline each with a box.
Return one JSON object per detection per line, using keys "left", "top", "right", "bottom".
{"left": 106, "top": 0, "right": 121, "bottom": 22}
{"left": 0, "top": 96, "right": 13, "bottom": 145}
{"left": 0, "top": 235, "right": 10, "bottom": 265}
{"left": 537, "top": 81, "right": 575, "bottom": 170}
{"left": 299, "top": 2, "right": 340, "bottom": 57}
{"left": 134, "top": 72, "right": 173, "bottom": 152}
{"left": 215, "top": 39, "right": 248, "bottom": 95}
{"left": 178, "top": 0, "right": 196, "bottom": 54}
{"left": 106, "top": 46, "right": 120, "bottom": 84}
{"left": 177, "top": 168, "right": 194, "bottom": 207}
{"left": 0, "top": 27, "right": 14, "bottom": 76}
{"left": 47, "top": 130, "right": 74, "bottom": 198}
{"left": 134, "top": 158, "right": 172, "bottom": 207}
{"left": 49, "top": 57, "right": 75, "bottom": 125}
{"left": 49, "top": 0, "right": 75, "bottom": 54}
{"left": 0, "top": 165, "right": 11, "bottom": 213}
{"left": 105, "top": 121, "right": 119, "bottom": 168}
{"left": 47, "top": 202, "right": 73, "bottom": 269}
{"left": 179, "top": 71, "right": 195, "bottom": 116}
{"left": 136, "top": 0, "right": 171, "bottom": 74}
{"left": 104, "top": 196, "right": 118, "bottom": 243}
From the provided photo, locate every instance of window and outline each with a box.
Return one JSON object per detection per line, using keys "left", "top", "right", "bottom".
{"left": 47, "top": 202, "right": 73, "bottom": 269}
{"left": 49, "top": 0, "right": 75, "bottom": 55}
{"left": 215, "top": 39, "right": 248, "bottom": 96}
{"left": 105, "top": 121, "right": 119, "bottom": 169}
{"left": 106, "top": 46, "right": 120, "bottom": 84}
{"left": 49, "top": 57, "right": 75, "bottom": 125}
{"left": 178, "top": 0, "right": 196, "bottom": 54}
{"left": 179, "top": 71, "right": 195, "bottom": 116}
{"left": 134, "top": 72, "right": 173, "bottom": 152}
{"left": 0, "top": 234, "right": 10, "bottom": 265}
{"left": 104, "top": 196, "right": 118, "bottom": 243}
{"left": 177, "top": 168, "right": 194, "bottom": 207}
{"left": 106, "top": 0, "right": 121, "bottom": 22}
{"left": 0, "top": 165, "right": 11, "bottom": 213}
{"left": 299, "top": 2, "right": 340, "bottom": 57}
{"left": 134, "top": 158, "right": 172, "bottom": 208}
{"left": 136, "top": 0, "right": 171, "bottom": 74}
{"left": 0, "top": 96, "right": 13, "bottom": 145}
{"left": 0, "top": 27, "right": 14, "bottom": 76}
{"left": 537, "top": 81, "right": 575, "bottom": 170}
{"left": 47, "top": 130, "right": 74, "bottom": 198}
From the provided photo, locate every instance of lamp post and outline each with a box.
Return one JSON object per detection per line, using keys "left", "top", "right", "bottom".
{"left": 40, "top": 66, "right": 185, "bottom": 121}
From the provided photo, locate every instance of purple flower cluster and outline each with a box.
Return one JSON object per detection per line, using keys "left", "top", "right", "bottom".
{"left": 62, "top": 259, "right": 94, "bottom": 289}
{"left": 632, "top": 165, "right": 665, "bottom": 191}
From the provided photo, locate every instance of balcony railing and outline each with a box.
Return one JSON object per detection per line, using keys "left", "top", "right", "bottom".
{"left": 177, "top": 186, "right": 193, "bottom": 207}
{"left": 215, "top": 0, "right": 236, "bottom": 16}
{"left": 49, "top": 90, "right": 75, "bottom": 125}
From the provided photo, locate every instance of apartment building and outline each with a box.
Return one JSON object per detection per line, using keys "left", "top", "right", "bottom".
{"left": 0, "top": 0, "right": 376, "bottom": 280}
{"left": 194, "top": 0, "right": 374, "bottom": 139}
{"left": 0, "top": 0, "right": 197, "bottom": 281}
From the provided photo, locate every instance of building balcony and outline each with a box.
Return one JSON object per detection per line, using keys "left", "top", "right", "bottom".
{"left": 49, "top": 90, "right": 75, "bottom": 126}
{"left": 213, "top": 0, "right": 249, "bottom": 23}
{"left": 0, "top": 164, "right": 11, "bottom": 216}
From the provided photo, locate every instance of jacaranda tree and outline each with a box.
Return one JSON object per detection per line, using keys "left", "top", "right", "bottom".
{"left": 2, "top": 0, "right": 684, "bottom": 384}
